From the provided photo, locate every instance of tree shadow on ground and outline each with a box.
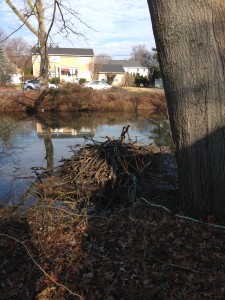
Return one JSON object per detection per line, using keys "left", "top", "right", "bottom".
{"left": 0, "top": 219, "right": 42, "bottom": 299}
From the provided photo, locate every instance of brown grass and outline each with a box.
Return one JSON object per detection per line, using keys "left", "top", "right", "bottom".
{"left": 0, "top": 85, "right": 166, "bottom": 114}
{"left": 123, "top": 86, "right": 164, "bottom": 94}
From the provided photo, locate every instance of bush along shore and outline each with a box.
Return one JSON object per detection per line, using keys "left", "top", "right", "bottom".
{"left": 0, "top": 84, "right": 166, "bottom": 113}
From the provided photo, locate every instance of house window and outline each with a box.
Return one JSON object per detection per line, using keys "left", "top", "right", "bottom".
{"left": 61, "top": 70, "right": 71, "bottom": 76}
{"left": 61, "top": 68, "right": 78, "bottom": 76}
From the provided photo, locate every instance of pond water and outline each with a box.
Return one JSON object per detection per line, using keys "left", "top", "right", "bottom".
{"left": 0, "top": 111, "right": 172, "bottom": 205}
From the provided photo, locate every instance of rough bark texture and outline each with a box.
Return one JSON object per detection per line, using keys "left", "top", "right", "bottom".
{"left": 36, "top": 0, "right": 49, "bottom": 90}
{"left": 148, "top": 0, "right": 225, "bottom": 219}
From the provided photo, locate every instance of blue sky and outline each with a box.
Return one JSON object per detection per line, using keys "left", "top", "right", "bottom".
{"left": 0, "top": 0, "right": 155, "bottom": 58}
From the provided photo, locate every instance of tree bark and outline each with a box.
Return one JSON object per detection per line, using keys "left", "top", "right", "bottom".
{"left": 147, "top": 0, "right": 225, "bottom": 219}
{"left": 36, "top": 0, "right": 49, "bottom": 90}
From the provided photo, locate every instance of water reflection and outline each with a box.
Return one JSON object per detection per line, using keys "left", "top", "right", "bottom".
{"left": 0, "top": 111, "right": 171, "bottom": 204}
{"left": 37, "top": 123, "right": 95, "bottom": 139}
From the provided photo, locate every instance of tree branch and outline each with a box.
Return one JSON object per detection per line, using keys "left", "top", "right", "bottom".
{"left": 45, "top": 0, "right": 57, "bottom": 44}
{"left": 27, "top": 0, "right": 39, "bottom": 19}
{"left": 6, "top": 0, "right": 38, "bottom": 37}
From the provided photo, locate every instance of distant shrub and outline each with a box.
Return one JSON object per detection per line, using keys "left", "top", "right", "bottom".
{"left": 60, "top": 82, "right": 84, "bottom": 94}
{"left": 23, "top": 67, "right": 33, "bottom": 75}
{"left": 125, "top": 73, "right": 135, "bottom": 87}
{"left": 106, "top": 74, "right": 116, "bottom": 85}
{"left": 79, "top": 78, "right": 86, "bottom": 84}
{"left": 135, "top": 74, "right": 149, "bottom": 87}
{"left": 49, "top": 77, "right": 60, "bottom": 84}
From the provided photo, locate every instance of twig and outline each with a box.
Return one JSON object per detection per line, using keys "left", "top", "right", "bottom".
{"left": 120, "top": 124, "right": 131, "bottom": 142}
{"left": 140, "top": 197, "right": 225, "bottom": 230}
{"left": 150, "top": 256, "right": 207, "bottom": 274}
{"left": 0, "top": 233, "right": 83, "bottom": 300}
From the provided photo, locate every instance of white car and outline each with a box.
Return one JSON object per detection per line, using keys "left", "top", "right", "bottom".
{"left": 84, "top": 80, "right": 112, "bottom": 90}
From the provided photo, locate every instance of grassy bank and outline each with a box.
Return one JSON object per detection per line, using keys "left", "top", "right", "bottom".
{"left": 0, "top": 84, "right": 166, "bottom": 113}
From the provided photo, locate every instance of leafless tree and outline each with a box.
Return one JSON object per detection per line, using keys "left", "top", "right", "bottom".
{"left": 130, "top": 44, "right": 149, "bottom": 61}
{"left": 130, "top": 44, "right": 158, "bottom": 78}
{"left": 94, "top": 53, "right": 112, "bottom": 79}
{"left": 4, "top": 37, "right": 32, "bottom": 70}
{"left": 88, "top": 60, "right": 95, "bottom": 80}
{"left": 5, "top": 0, "right": 89, "bottom": 90}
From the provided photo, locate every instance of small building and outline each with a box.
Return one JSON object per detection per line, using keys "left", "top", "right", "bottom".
{"left": 10, "top": 73, "right": 22, "bottom": 84}
{"left": 32, "top": 47, "right": 94, "bottom": 82}
{"left": 155, "top": 78, "right": 163, "bottom": 88}
{"left": 109, "top": 60, "right": 148, "bottom": 77}
{"left": 98, "top": 64, "right": 125, "bottom": 86}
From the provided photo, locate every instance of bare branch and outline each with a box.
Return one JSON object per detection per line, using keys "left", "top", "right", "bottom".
{"left": 55, "top": 1, "right": 86, "bottom": 40}
{"left": 45, "top": 0, "right": 57, "bottom": 44}
{"left": 5, "top": 0, "right": 38, "bottom": 36}
{"left": 27, "top": 0, "right": 38, "bottom": 19}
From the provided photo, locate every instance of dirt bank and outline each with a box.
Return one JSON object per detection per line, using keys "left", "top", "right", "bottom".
{"left": 0, "top": 85, "right": 166, "bottom": 113}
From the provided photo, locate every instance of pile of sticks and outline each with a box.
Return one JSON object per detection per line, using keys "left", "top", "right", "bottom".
{"left": 50, "top": 125, "right": 169, "bottom": 211}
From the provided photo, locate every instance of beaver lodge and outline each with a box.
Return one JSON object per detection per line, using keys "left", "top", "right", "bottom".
{"left": 32, "top": 125, "right": 177, "bottom": 216}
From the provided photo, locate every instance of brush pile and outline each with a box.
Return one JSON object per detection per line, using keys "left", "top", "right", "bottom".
{"left": 35, "top": 125, "right": 175, "bottom": 217}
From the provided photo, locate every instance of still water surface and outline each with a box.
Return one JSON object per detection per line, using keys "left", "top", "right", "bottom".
{"left": 0, "top": 111, "right": 171, "bottom": 204}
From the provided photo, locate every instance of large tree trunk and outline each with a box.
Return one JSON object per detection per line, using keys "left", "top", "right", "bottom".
{"left": 147, "top": 0, "right": 225, "bottom": 219}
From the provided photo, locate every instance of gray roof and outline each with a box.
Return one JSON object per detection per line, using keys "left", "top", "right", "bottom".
{"left": 32, "top": 47, "right": 94, "bottom": 56}
{"left": 99, "top": 64, "right": 125, "bottom": 73}
{"left": 109, "top": 60, "right": 143, "bottom": 68}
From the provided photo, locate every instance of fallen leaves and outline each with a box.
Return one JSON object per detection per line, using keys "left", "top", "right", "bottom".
{"left": 1, "top": 202, "right": 225, "bottom": 299}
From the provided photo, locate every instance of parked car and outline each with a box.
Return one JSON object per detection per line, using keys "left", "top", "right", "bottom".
{"left": 23, "top": 80, "right": 59, "bottom": 90}
{"left": 83, "top": 80, "right": 112, "bottom": 90}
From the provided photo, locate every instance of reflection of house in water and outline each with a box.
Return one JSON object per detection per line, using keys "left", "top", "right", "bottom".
{"left": 36, "top": 123, "right": 95, "bottom": 138}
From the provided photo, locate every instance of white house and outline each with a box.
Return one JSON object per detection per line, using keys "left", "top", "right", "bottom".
{"left": 109, "top": 60, "right": 149, "bottom": 77}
